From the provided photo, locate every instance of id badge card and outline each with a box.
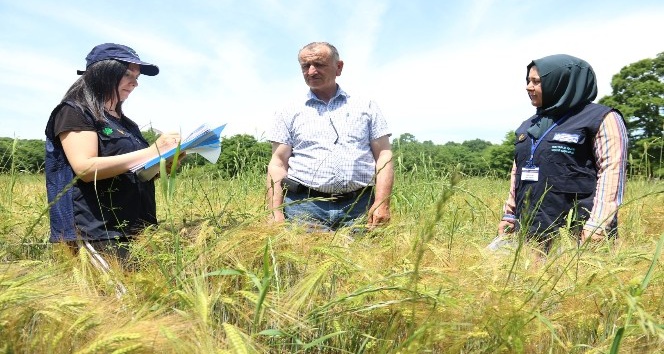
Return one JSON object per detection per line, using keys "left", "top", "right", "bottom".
{"left": 521, "top": 167, "right": 539, "bottom": 181}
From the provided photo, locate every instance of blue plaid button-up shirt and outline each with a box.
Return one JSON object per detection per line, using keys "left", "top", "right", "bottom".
{"left": 268, "top": 86, "right": 390, "bottom": 194}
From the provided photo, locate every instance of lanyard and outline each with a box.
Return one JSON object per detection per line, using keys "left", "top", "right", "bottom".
{"left": 528, "top": 113, "right": 572, "bottom": 166}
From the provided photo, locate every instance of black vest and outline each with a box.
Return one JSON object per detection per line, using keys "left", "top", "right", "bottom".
{"left": 45, "top": 102, "right": 157, "bottom": 242}
{"left": 513, "top": 103, "right": 614, "bottom": 238}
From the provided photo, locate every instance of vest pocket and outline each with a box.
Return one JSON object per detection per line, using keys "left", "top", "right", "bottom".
{"left": 547, "top": 174, "right": 595, "bottom": 194}
{"left": 98, "top": 130, "right": 135, "bottom": 156}
{"left": 542, "top": 128, "right": 590, "bottom": 164}
{"left": 543, "top": 141, "right": 584, "bottom": 164}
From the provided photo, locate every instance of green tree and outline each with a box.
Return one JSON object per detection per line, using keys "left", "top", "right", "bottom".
{"left": 392, "top": 133, "right": 449, "bottom": 175}
{"left": 395, "top": 133, "right": 418, "bottom": 145}
{"left": 0, "top": 138, "right": 45, "bottom": 173}
{"left": 435, "top": 143, "right": 490, "bottom": 176}
{"left": 485, "top": 131, "right": 516, "bottom": 178}
{"left": 462, "top": 139, "right": 492, "bottom": 153}
{"left": 216, "top": 134, "right": 271, "bottom": 178}
{"left": 393, "top": 134, "right": 503, "bottom": 176}
{"left": 599, "top": 52, "right": 664, "bottom": 177}
{"left": 599, "top": 52, "right": 664, "bottom": 141}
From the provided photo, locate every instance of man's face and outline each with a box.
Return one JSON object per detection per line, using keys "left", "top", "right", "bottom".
{"left": 298, "top": 46, "right": 343, "bottom": 92}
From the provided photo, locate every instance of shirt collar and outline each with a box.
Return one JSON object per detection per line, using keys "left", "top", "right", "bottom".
{"left": 305, "top": 85, "right": 349, "bottom": 104}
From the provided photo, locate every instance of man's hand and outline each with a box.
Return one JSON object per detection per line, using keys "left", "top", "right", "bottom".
{"left": 368, "top": 135, "right": 393, "bottom": 230}
{"left": 266, "top": 142, "right": 291, "bottom": 225}
{"left": 367, "top": 201, "right": 390, "bottom": 229}
{"left": 268, "top": 210, "right": 286, "bottom": 224}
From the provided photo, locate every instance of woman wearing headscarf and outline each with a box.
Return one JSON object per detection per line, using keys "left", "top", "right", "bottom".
{"left": 496, "top": 54, "right": 628, "bottom": 251}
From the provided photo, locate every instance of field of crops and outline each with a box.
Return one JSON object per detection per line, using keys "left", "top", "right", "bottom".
{"left": 1, "top": 170, "right": 662, "bottom": 353}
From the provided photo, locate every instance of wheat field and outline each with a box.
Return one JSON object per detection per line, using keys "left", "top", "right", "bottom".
{"left": 0, "top": 169, "right": 663, "bottom": 353}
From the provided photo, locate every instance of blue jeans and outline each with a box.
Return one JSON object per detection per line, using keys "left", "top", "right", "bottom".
{"left": 284, "top": 190, "right": 373, "bottom": 232}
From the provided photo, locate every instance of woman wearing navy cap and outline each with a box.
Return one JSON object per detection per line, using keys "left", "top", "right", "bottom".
{"left": 496, "top": 54, "right": 628, "bottom": 252}
{"left": 45, "top": 43, "right": 180, "bottom": 269}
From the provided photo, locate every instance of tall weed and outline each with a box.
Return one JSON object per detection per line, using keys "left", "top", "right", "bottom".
{"left": 0, "top": 168, "right": 663, "bottom": 353}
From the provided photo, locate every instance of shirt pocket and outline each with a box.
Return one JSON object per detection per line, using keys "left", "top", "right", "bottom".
{"left": 292, "top": 115, "right": 337, "bottom": 147}
{"left": 337, "top": 112, "right": 371, "bottom": 144}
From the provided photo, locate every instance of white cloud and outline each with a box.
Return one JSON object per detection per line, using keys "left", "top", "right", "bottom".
{"left": 466, "top": 0, "right": 498, "bottom": 33}
{"left": 1, "top": 1, "right": 663, "bottom": 145}
{"left": 347, "top": 8, "right": 664, "bottom": 144}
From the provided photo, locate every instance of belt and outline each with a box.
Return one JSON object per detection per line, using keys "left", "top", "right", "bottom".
{"left": 303, "top": 186, "right": 372, "bottom": 201}
{"left": 282, "top": 179, "right": 372, "bottom": 202}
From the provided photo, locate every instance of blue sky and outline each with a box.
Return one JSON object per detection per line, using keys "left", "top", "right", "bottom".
{"left": 1, "top": 0, "right": 663, "bottom": 144}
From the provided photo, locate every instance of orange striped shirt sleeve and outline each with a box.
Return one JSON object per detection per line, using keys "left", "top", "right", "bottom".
{"left": 502, "top": 161, "right": 517, "bottom": 220}
{"left": 584, "top": 110, "right": 629, "bottom": 232}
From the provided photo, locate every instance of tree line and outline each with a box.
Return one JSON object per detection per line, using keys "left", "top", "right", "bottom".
{"left": 0, "top": 128, "right": 525, "bottom": 178}
{"left": 2, "top": 52, "right": 663, "bottom": 178}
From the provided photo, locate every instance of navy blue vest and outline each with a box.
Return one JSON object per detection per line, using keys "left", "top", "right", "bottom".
{"left": 513, "top": 103, "right": 614, "bottom": 238}
{"left": 45, "top": 102, "right": 157, "bottom": 242}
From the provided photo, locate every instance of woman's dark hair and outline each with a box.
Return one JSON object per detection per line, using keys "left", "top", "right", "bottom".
{"left": 61, "top": 59, "right": 129, "bottom": 121}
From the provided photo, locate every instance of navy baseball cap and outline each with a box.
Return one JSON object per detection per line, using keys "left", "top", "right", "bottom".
{"left": 77, "top": 43, "right": 159, "bottom": 76}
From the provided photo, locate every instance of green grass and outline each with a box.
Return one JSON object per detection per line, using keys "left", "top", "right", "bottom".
{"left": 1, "top": 169, "right": 663, "bottom": 353}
